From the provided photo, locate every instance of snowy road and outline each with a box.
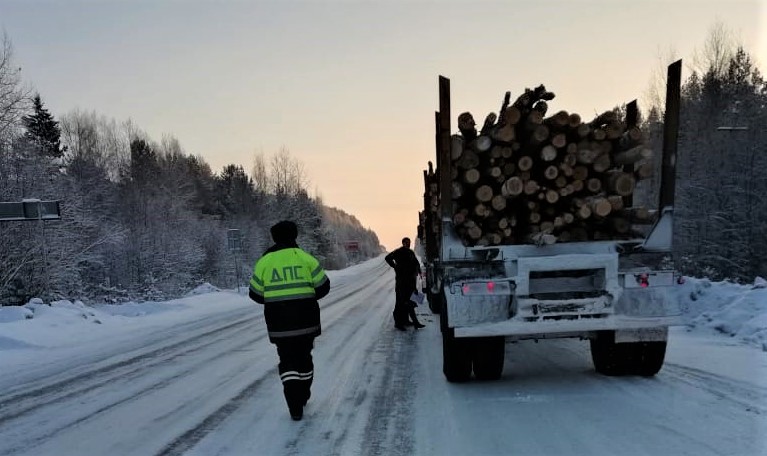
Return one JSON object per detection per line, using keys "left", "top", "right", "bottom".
{"left": 1, "top": 259, "right": 766, "bottom": 456}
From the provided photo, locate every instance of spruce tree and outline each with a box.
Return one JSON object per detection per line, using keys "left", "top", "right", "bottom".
{"left": 22, "top": 93, "right": 65, "bottom": 158}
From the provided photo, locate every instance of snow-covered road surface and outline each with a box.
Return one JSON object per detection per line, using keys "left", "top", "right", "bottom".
{"left": 1, "top": 259, "right": 765, "bottom": 455}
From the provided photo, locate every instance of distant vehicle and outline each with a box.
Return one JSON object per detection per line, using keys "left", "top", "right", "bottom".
{"left": 418, "top": 62, "right": 683, "bottom": 382}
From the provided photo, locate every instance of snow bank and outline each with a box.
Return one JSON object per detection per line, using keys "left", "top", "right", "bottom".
{"left": 185, "top": 282, "right": 221, "bottom": 296}
{"left": 670, "top": 277, "right": 767, "bottom": 350}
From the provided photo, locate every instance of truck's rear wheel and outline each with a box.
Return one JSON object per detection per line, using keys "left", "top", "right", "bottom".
{"left": 591, "top": 331, "right": 667, "bottom": 376}
{"left": 442, "top": 330, "right": 472, "bottom": 382}
{"left": 472, "top": 337, "right": 505, "bottom": 380}
{"left": 590, "top": 331, "right": 630, "bottom": 376}
{"left": 633, "top": 341, "right": 667, "bottom": 376}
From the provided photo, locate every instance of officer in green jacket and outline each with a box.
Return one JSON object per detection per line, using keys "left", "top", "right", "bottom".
{"left": 249, "top": 220, "right": 330, "bottom": 421}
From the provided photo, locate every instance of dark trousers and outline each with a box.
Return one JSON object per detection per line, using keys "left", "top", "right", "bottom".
{"left": 274, "top": 335, "right": 315, "bottom": 410}
{"left": 393, "top": 282, "right": 420, "bottom": 326}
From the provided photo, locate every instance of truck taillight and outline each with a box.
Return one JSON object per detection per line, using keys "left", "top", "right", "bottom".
{"left": 622, "top": 271, "right": 674, "bottom": 288}
{"left": 459, "top": 280, "right": 512, "bottom": 296}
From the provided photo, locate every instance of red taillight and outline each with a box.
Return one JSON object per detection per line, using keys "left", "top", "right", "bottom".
{"left": 638, "top": 273, "right": 649, "bottom": 288}
{"left": 487, "top": 281, "right": 495, "bottom": 292}
{"left": 462, "top": 284, "right": 470, "bottom": 294}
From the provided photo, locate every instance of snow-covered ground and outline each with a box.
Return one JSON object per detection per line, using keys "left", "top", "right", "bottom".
{"left": 1, "top": 257, "right": 766, "bottom": 455}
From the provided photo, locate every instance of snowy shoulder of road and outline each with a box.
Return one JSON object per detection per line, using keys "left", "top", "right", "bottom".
{"left": 0, "top": 258, "right": 384, "bottom": 368}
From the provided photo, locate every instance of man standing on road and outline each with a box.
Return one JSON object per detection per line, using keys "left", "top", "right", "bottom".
{"left": 249, "top": 220, "right": 330, "bottom": 421}
{"left": 385, "top": 237, "right": 425, "bottom": 331}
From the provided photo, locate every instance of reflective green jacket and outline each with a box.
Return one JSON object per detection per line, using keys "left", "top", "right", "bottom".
{"left": 249, "top": 246, "right": 330, "bottom": 341}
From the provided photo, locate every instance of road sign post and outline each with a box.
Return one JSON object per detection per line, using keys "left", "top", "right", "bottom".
{"left": 227, "top": 229, "right": 242, "bottom": 293}
{"left": 0, "top": 199, "right": 62, "bottom": 300}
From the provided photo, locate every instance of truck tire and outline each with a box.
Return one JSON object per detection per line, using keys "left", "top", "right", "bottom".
{"left": 442, "top": 330, "right": 472, "bottom": 382}
{"left": 590, "top": 331, "right": 630, "bottom": 376}
{"left": 633, "top": 341, "right": 667, "bottom": 376}
{"left": 472, "top": 337, "right": 505, "bottom": 381}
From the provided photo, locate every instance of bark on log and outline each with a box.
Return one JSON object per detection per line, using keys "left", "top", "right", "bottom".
{"left": 504, "top": 106, "right": 522, "bottom": 125}
{"left": 480, "top": 112, "right": 497, "bottom": 135}
{"left": 533, "top": 100, "right": 549, "bottom": 116}
{"left": 545, "top": 110, "right": 570, "bottom": 130}
{"left": 613, "top": 145, "right": 652, "bottom": 165}
{"left": 451, "top": 135, "right": 464, "bottom": 161}
{"left": 458, "top": 112, "right": 477, "bottom": 140}
{"left": 568, "top": 112, "right": 582, "bottom": 128}
{"left": 497, "top": 91, "right": 511, "bottom": 125}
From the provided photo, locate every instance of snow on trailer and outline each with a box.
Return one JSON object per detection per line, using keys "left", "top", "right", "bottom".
{"left": 419, "top": 61, "right": 684, "bottom": 383}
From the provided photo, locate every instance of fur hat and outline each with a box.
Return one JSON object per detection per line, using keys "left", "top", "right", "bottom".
{"left": 270, "top": 220, "right": 298, "bottom": 244}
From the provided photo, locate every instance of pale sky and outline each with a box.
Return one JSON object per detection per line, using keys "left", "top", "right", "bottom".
{"left": 1, "top": 0, "right": 764, "bottom": 251}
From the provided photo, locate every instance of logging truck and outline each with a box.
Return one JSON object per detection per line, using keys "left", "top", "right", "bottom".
{"left": 418, "top": 63, "right": 684, "bottom": 382}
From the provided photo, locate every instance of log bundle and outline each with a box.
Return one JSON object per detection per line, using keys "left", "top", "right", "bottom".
{"left": 429, "top": 85, "right": 655, "bottom": 246}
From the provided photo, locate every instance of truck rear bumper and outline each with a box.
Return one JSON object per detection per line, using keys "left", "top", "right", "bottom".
{"left": 453, "top": 315, "right": 682, "bottom": 338}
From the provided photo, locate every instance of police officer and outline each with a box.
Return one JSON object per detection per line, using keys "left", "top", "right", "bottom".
{"left": 249, "top": 220, "right": 330, "bottom": 421}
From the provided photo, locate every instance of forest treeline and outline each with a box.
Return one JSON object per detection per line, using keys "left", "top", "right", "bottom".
{"left": 0, "top": 35, "right": 382, "bottom": 305}
{"left": 636, "top": 25, "right": 766, "bottom": 282}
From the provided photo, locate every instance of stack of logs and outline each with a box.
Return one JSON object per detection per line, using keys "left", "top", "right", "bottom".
{"left": 426, "top": 85, "right": 655, "bottom": 246}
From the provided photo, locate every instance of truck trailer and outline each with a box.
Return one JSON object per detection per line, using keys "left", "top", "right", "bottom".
{"left": 418, "top": 61, "right": 683, "bottom": 382}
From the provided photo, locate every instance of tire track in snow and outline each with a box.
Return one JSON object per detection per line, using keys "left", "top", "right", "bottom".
{"left": 0, "top": 314, "right": 258, "bottom": 426}
{"left": 662, "top": 363, "right": 767, "bottom": 414}
{"left": 158, "top": 262, "right": 393, "bottom": 455}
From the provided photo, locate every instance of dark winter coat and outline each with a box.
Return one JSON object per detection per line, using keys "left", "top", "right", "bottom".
{"left": 385, "top": 247, "right": 421, "bottom": 292}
